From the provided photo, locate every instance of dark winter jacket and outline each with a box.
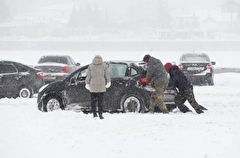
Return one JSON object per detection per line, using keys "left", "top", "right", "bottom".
{"left": 146, "top": 57, "right": 169, "bottom": 86}
{"left": 85, "top": 55, "right": 111, "bottom": 93}
{"left": 168, "top": 65, "right": 191, "bottom": 92}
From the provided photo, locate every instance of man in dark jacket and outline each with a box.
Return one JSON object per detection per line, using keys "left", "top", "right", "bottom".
{"left": 164, "top": 62, "right": 204, "bottom": 114}
{"left": 143, "top": 54, "right": 169, "bottom": 114}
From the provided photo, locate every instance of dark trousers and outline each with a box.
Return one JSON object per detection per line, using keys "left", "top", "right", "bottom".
{"left": 90, "top": 92, "right": 104, "bottom": 115}
{"left": 175, "top": 85, "right": 200, "bottom": 111}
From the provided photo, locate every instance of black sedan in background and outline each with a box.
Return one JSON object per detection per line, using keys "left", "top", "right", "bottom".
{"left": 0, "top": 60, "right": 44, "bottom": 98}
{"left": 178, "top": 53, "right": 216, "bottom": 85}
{"left": 37, "top": 61, "right": 176, "bottom": 113}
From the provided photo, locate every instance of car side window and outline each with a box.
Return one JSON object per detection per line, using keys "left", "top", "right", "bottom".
{"left": 68, "top": 57, "right": 76, "bottom": 65}
{"left": 74, "top": 68, "right": 88, "bottom": 81}
{"left": 0, "top": 64, "right": 18, "bottom": 74}
{"left": 130, "top": 68, "right": 138, "bottom": 76}
{"left": 109, "top": 63, "right": 127, "bottom": 78}
{"left": 15, "top": 64, "right": 29, "bottom": 72}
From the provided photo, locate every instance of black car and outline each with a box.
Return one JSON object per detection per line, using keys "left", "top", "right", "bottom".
{"left": 37, "top": 61, "right": 176, "bottom": 113}
{"left": 178, "top": 53, "right": 216, "bottom": 85}
{"left": 0, "top": 60, "right": 44, "bottom": 98}
{"left": 34, "top": 55, "right": 81, "bottom": 84}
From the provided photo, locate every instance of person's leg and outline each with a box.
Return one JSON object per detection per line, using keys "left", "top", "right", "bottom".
{"left": 185, "top": 86, "right": 203, "bottom": 114}
{"left": 156, "top": 84, "right": 169, "bottom": 114}
{"left": 97, "top": 93, "right": 104, "bottom": 119}
{"left": 148, "top": 91, "right": 157, "bottom": 113}
{"left": 175, "top": 92, "right": 187, "bottom": 112}
{"left": 90, "top": 93, "right": 98, "bottom": 117}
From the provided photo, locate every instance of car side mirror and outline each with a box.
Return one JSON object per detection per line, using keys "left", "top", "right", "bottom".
{"left": 76, "top": 63, "right": 81, "bottom": 66}
{"left": 211, "top": 61, "right": 216, "bottom": 65}
{"left": 70, "top": 77, "right": 76, "bottom": 84}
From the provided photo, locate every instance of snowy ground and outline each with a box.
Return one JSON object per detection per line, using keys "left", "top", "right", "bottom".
{"left": 0, "top": 72, "right": 240, "bottom": 158}
{"left": 0, "top": 51, "right": 240, "bottom": 158}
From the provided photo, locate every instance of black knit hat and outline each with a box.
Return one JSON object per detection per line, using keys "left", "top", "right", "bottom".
{"left": 143, "top": 54, "right": 151, "bottom": 62}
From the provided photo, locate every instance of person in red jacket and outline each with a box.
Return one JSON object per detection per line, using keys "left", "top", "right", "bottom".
{"left": 164, "top": 62, "right": 204, "bottom": 114}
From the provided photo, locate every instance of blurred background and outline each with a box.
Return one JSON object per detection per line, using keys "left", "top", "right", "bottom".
{"left": 1, "top": 0, "right": 240, "bottom": 51}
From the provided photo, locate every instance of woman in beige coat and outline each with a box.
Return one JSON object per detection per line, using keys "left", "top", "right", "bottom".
{"left": 85, "top": 55, "right": 111, "bottom": 119}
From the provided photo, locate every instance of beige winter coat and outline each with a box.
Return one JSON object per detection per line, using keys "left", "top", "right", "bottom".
{"left": 85, "top": 55, "right": 111, "bottom": 93}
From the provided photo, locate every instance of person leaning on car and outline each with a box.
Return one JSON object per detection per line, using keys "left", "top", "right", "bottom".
{"left": 164, "top": 62, "right": 204, "bottom": 114}
{"left": 85, "top": 55, "right": 111, "bottom": 119}
{"left": 143, "top": 54, "right": 169, "bottom": 114}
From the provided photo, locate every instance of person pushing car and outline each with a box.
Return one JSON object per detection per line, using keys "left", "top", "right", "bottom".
{"left": 164, "top": 62, "right": 204, "bottom": 114}
{"left": 143, "top": 54, "right": 169, "bottom": 114}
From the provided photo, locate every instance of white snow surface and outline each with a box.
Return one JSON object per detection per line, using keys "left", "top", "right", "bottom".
{"left": 0, "top": 51, "right": 240, "bottom": 158}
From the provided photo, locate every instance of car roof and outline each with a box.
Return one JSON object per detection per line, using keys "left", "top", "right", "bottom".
{"left": 108, "top": 60, "right": 145, "bottom": 66}
{"left": 0, "top": 60, "right": 37, "bottom": 70}
{"left": 181, "top": 53, "right": 209, "bottom": 56}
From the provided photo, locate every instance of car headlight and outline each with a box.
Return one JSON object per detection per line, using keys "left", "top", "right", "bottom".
{"left": 39, "top": 84, "right": 49, "bottom": 93}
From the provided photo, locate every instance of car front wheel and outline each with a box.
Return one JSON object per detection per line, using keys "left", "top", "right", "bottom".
{"left": 121, "top": 94, "right": 144, "bottom": 113}
{"left": 19, "top": 87, "right": 33, "bottom": 98}
{"left": 43, "top": 95, "right": 64, "bottom": 112}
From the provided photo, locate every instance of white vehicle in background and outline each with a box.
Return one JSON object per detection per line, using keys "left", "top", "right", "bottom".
{"left": 34, "top": 55, "right": 80, "bottom": 84}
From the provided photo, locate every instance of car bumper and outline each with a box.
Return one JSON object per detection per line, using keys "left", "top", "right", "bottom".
{"left": 43, "top": 73, "right": 68, "bottom": 83}
{"left": 185, "top": 72, "right": 213, "bottom": 84}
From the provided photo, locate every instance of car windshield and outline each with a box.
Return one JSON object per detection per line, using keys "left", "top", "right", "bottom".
{"left": 181, "top": 54, "right": 210, "bottom": 62}
{"left": 38, "top": 56, "right": 68, "bottom": 64}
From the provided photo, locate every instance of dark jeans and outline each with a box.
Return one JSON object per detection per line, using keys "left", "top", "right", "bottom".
{"left": 90, "top": 92, "right": 104, "bottom": 114}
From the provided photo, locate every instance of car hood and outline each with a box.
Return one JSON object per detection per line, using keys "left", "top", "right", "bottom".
{"left": 39, "top": 80, "right": 65, "bottom": 94}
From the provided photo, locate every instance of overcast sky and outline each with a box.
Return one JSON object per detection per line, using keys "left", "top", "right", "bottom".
{"left": 6, "top": 0, "right": 237, "bottom": 16}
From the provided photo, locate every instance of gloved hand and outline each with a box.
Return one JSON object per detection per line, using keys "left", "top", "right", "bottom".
{"left": 85, "top": 84, "right": 90, "bottom": 90}
{"left": 106, "top": 82, "right": 111, "bottom": 88}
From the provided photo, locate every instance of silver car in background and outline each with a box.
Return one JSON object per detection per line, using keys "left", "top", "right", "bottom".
{"left": 34, "top": 55, "right": 80, "bottom": 84}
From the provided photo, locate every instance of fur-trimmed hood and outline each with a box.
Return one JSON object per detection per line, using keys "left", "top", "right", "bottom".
{"left": 92, "top": 55, "right": 103, "bottom": 65}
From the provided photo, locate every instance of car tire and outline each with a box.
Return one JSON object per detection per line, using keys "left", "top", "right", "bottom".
{"left": 43, "top": 95, "right": 64, "bottom": 112}
{"left": 120, "top": 94, "right": 144, "bottom": 113}
{"left": 207, "top": 77, "right": 214, "bottom": 86}
{"left": 19, "top": 87, "right": 33, "bottom": 98}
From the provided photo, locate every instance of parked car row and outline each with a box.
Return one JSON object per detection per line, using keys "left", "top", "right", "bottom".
{"left": 0, "top": 55, "right": 80, "bottom": 99}
{"left": 1, "top": 53, "right": 215, "bottom": 113}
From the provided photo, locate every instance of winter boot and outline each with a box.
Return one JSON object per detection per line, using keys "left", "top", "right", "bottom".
{"left": 99, "top": 113, "right": 104, "bottom": 119}
{"left": 195, "top": 107, "right": 204, "bottom": 114}
{"left": 179, "top": 104, "right": 192, "bottom": 113}
{"left": 93, "top": 113, "right": 98, "bottom": 118}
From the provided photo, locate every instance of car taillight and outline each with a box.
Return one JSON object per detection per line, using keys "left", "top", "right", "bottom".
{"left": 62, "top": 66, "right": 69, "bottom": 73}
{"left": 140, "top": 77, "right": 147, "bottom": 84}
{"left": 207, "top": 64, "right": 213, "bottom": 70}
{"left": 178, "top": 64, "right": 183, "bottom": 70}
{"left": 37, "top": 72, "right": 44, "bottom": 79}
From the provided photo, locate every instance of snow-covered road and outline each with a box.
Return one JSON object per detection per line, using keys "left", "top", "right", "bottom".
{"left": 0, "top": 73, "right": 240, "bottom": 158}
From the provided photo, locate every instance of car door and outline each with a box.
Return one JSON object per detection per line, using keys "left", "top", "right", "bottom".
{"left": 64, "top": 66, "right": 91, "bottom": 108}
{"left": 0, "top": 63, "right": 21, "bottom": 97}
{"left": 105, "top": 63, "right": 130, "bottom": 110}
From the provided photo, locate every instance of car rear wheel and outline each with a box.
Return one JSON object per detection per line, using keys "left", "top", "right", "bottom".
{"left": 121, "top": 94, "right": 144, "bottom": 113}
{"left": 207, "top": 77, "right": 214, "bottom": 86}
{"left": 19, "top": 87, "right": 33, "bottom": 98}
{"left": 43, "top": 95, "right": 64, "bottom": 112}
